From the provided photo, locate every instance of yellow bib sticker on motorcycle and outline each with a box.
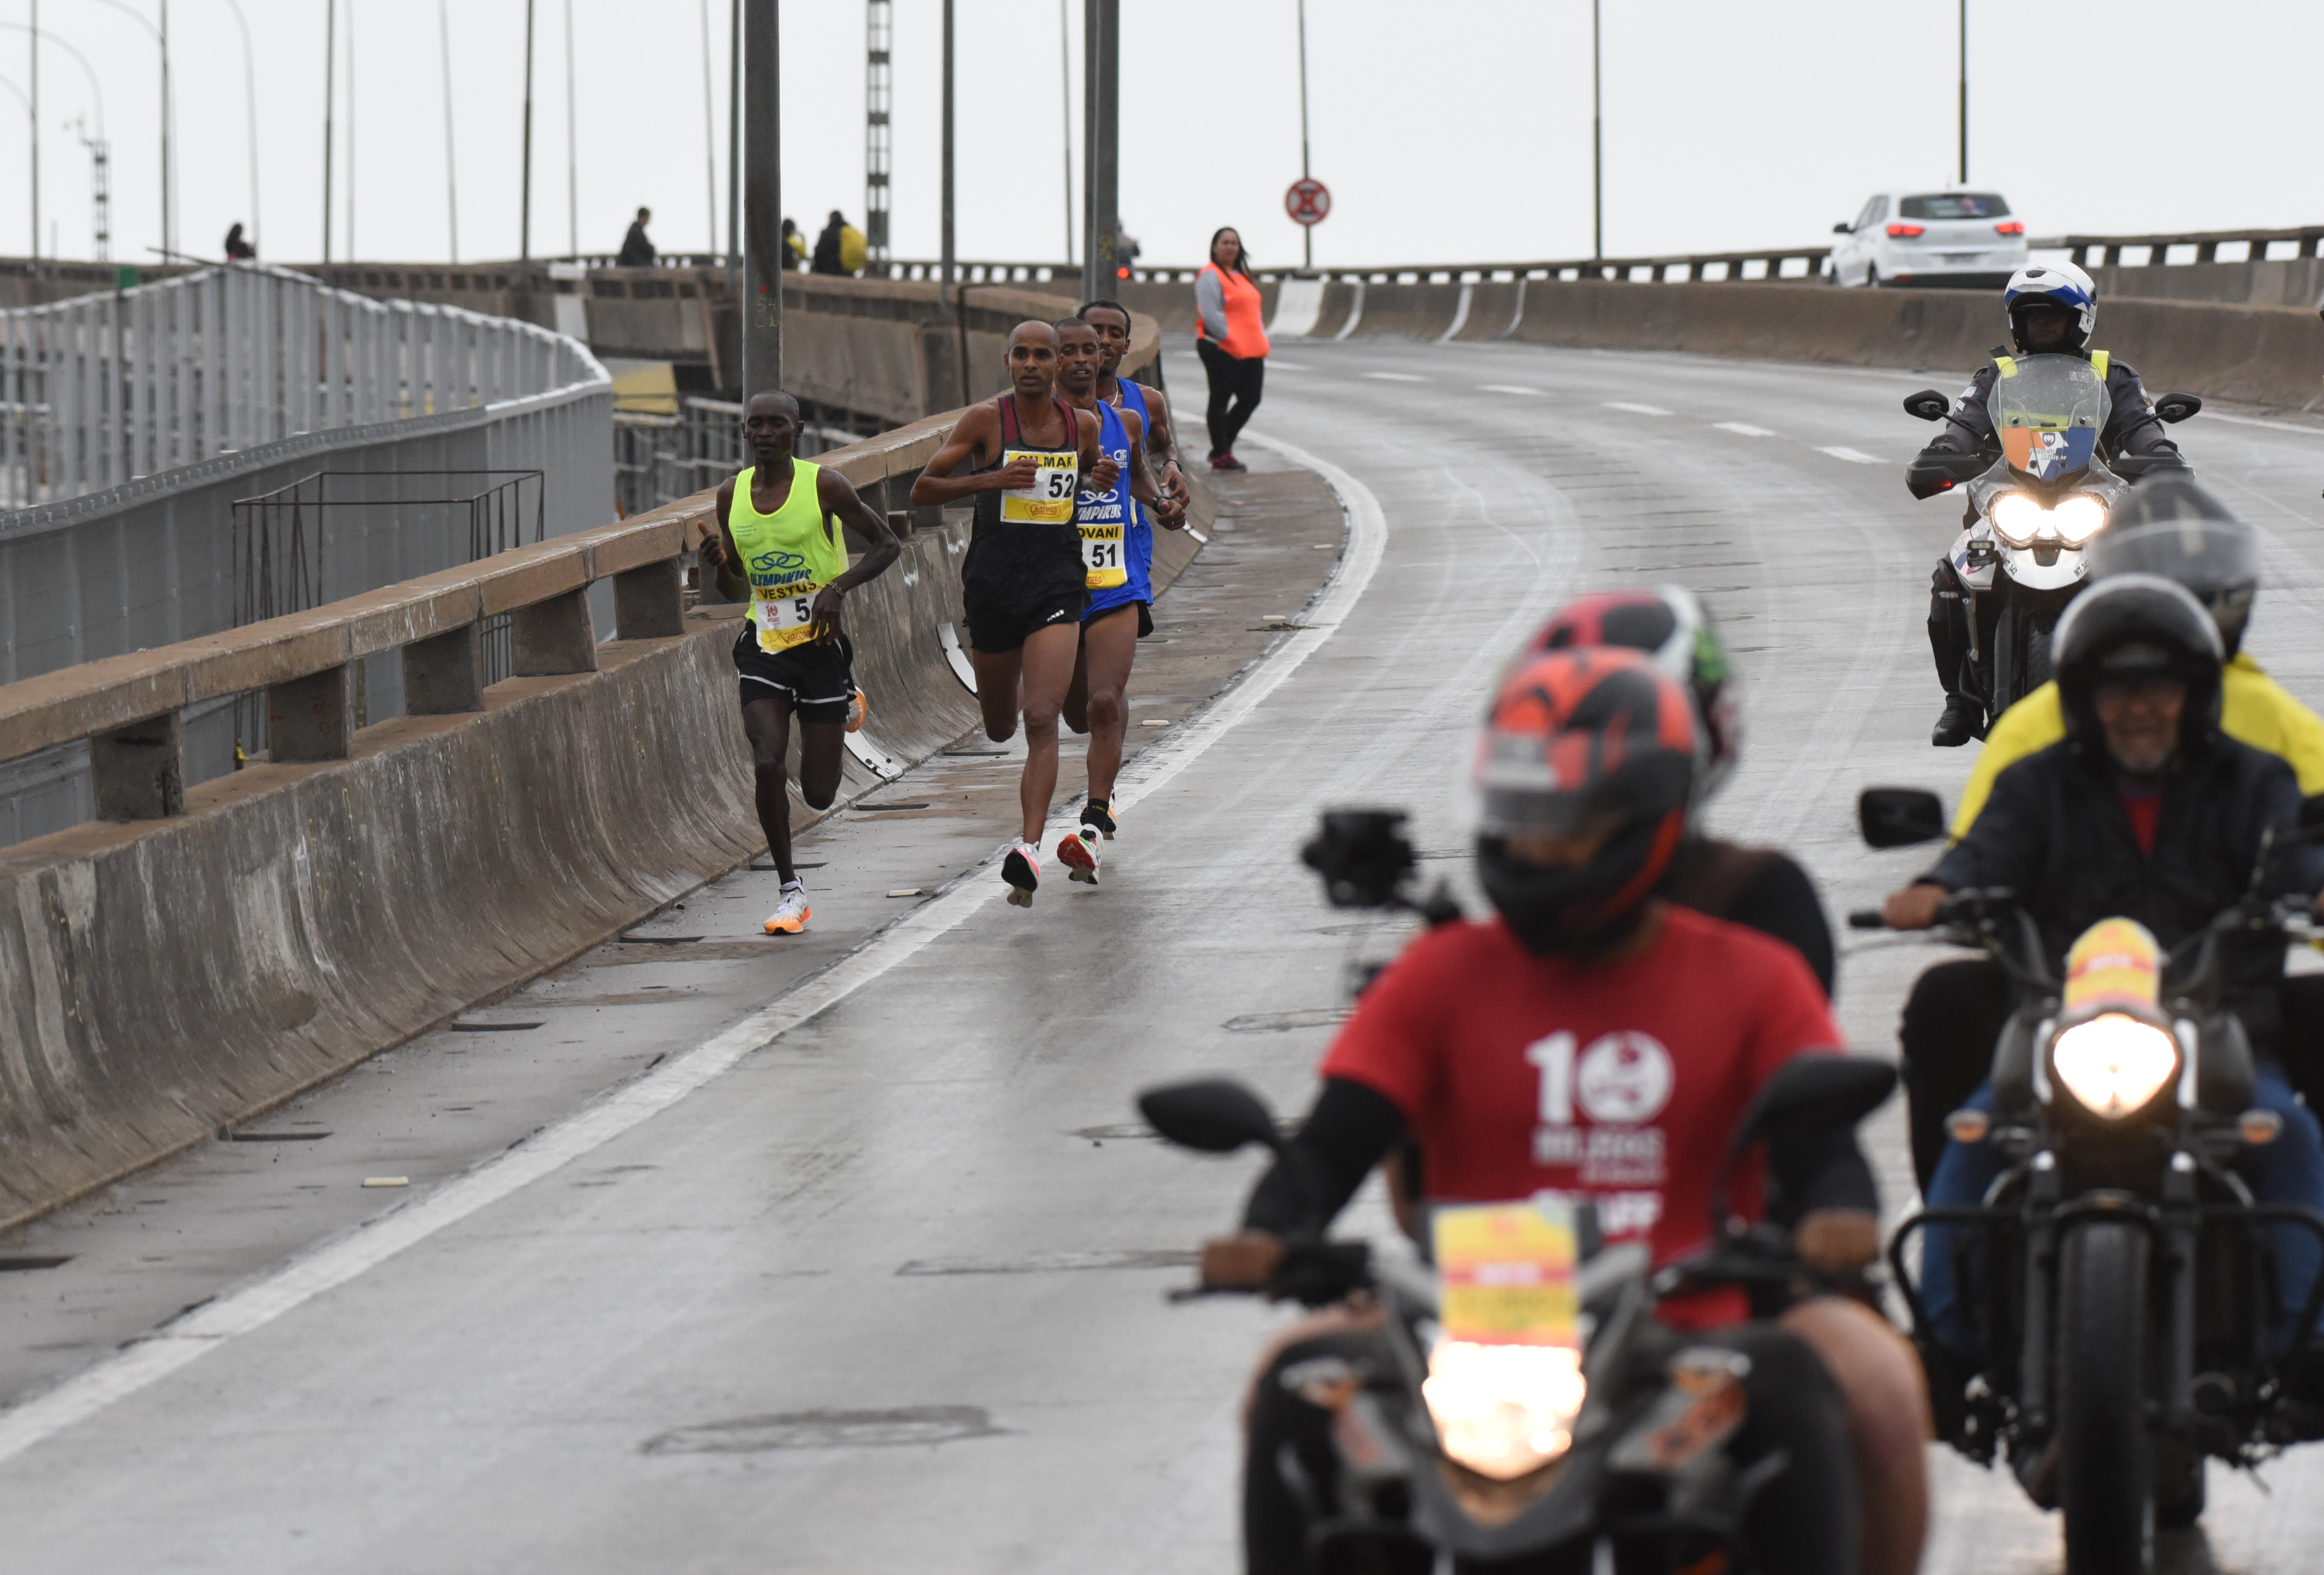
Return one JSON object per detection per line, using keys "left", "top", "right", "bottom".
{"left": 1432, "top": 1200, "right": 1580, "bottom": 1348}
{"left": 2063, "top": 917, "right": 2162, "bottom": 1010}
{"left": 1000, "top": 449, "right": 1079, "bottom": 525}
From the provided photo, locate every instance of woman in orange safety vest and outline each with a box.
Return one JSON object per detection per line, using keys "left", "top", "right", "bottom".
{"left": 1194, "top": 227, "right": 1270, "bottom": 473}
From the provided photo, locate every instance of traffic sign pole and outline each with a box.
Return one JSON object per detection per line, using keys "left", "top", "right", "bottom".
{"left": 1297, "top": 0, "right": 1312, "bottom": 267}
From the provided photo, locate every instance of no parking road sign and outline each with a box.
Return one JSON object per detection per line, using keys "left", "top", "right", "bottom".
{"left": 1285, "top": 177, "right": 1331, "bottom": 227}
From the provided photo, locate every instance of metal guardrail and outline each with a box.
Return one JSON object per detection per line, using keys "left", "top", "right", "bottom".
{"left": 0, "top": 261, "right": 605, "bottom": 511}
{"left": 2033, "top": 226, "right": 2324, "bottom": 268}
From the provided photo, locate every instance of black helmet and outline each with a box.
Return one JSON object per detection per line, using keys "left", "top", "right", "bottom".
{"left": 2052, "top": 574, "right": 2224, "bottom": 759}
{"left": 2087, "top": 476, "right": 2261, "bottom": 658}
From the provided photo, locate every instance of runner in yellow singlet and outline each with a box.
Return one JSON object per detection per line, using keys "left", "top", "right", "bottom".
{"left": 703, "top": 391, "right": 902, "bottom": 934}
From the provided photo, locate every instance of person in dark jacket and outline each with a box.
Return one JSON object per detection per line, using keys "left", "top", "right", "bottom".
{"left": 1917, "top": 262, "right": 2186, "bottom": 746}
{"left": 223, "top": 223, "right": 255, "bottom": 261}
{"left": 811, "top": 211, "right": 848, "bottom": 276}
{"left": 617, "top": 208, "right": 655, "bottom": 266}
{"left": 1885, "top": 575, "right": 2324, "bottom": 1375}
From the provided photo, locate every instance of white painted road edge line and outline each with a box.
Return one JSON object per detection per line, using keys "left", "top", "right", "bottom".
{"left": 0, "top": 431, "right": 1391, "bottom": 1471}
{"left": 1715, "top": 421, "right": 1776, "bottom": 437}
{"left": 1817, "top": 445, "right": 1881, "bottom": 464}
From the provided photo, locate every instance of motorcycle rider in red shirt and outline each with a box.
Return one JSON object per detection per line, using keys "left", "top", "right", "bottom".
{"left": 1201, "top": 649, "right": 1931, "bottom": 1575}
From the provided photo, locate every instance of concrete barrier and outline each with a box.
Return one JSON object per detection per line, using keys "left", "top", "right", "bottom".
{"left": 0, "top": 373, "right": 1212, "bottom": 1229}
{"left": 1246, "top": 272, "right": 2324, "bottom": 413}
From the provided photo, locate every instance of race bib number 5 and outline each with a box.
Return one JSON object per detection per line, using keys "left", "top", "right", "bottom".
{"left": 754, "top": 584, "right": 821, "bottom": 652}
{"left": 1000, "top": 449, "right": 1079, "bottom": 525}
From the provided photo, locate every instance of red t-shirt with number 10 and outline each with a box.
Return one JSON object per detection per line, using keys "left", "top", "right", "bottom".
{"left": 1320, "top": 905, "right": 1843, "bottom": 1272}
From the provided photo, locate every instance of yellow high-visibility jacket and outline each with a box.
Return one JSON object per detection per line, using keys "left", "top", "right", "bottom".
{"left": 1951, "top": 653, "right": 2324, "bottom": 839}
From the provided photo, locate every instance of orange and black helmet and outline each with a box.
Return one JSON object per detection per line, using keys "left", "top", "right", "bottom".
{"left": 1473, "top": 649, "right": 1703, "bottom": 954}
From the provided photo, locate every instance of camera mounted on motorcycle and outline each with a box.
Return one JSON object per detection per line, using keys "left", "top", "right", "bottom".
{"left": 1303, "top": 808, "right": 1417, "bottom": 909}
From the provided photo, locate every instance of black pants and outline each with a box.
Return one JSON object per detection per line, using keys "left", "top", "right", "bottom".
{"left": 1197, "top": 338, "right": 1265, "bottom": 458}
{"left": 1244, "top": 1322, "right": 1857, "bottom": 1575}
{"left": 1901, "top": 961, "right": 2324, "bottom": 1190}
{"left": 1928, "top": 560, "right": 1973, "bottom": 705}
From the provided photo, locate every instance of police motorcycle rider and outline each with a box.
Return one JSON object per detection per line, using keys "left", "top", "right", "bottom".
{"left": 1918, "top": 262, "right": 2188, "bottom": 748}
{"left": 1897, "top": 479, "right": 2324, "bottom": 1185}
{"left": 1880, "top": 575, "right": 2324, "bottom": 1427}
{"left": 1201, "top": 650, "right": 1933, "bottom": 1575}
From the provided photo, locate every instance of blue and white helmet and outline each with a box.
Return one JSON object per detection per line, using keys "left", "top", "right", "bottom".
{"left": 2004, "top": 261, "right": 2098, "bottom": 353}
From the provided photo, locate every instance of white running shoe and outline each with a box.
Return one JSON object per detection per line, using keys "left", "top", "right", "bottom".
{"left": 1058, "top": 828, "right": 1102, "bottom": 886}
{"left": 763, "top": 881, "right": 811, "bottom": 935}
{"left": 1002, "top": 842, "right": 1041, "bottom": 907}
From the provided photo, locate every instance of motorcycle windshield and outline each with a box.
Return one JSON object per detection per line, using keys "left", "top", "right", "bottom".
{"left": 1993, "top": 354, "right": 2109, "bottom": 482}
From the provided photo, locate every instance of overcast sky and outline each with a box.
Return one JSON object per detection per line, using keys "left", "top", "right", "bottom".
{"left": 2, "top": 0, "right": 2317, "bottom": 272}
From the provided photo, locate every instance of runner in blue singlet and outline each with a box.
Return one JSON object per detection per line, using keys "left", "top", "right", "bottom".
{"left": 1060, "top": 303, "right": 1189, "bottom": 877}
{"left": 1053, "top": 315, "right": 1171, "bottom": 886}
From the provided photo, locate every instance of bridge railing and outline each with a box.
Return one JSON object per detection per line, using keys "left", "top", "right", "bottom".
{"left": 0, "top": 262, "right": 605, "bottom": 511}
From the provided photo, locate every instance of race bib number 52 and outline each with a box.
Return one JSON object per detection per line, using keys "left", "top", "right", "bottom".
{"left": 1001, "top": 449, "right": 1079, "bottom": 525}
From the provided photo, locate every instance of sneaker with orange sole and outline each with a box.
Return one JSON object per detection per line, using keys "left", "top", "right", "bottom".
{"left": 1058, "top": 828, "right": 1102, "bottom": 886}
{"left": 846, "top": 689, "right": 869, "bottom": 733}
{"left": 763, "top": 882, "right": 811, "bottom": 934}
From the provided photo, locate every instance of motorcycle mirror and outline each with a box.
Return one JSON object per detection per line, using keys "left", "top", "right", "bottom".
{"left": 1731, "top": 1055, "right": 1897, "bottom": 1158}
{"left": 1902, "top": 389, "right": 1950, "bottom": 422}
{"left": 1859, "top": 786, "right": 1947, "bottom": 848}
{"left": 1832, "top": 222, "right": 1851, "bottom": 235}
{"left": 1138, "top": 1079, "right": 1286, "bottom": 1156}
{"left": 2154, "top": 392, "right": 2203, "bottom": 425}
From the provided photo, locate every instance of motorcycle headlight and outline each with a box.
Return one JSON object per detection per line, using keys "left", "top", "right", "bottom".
{"left": 2053, "top": 493, "right": 2107, "bottom": 545}
{"left": 2050, "top": 1011, "right": 2180, "bottom": 1119}
{"left": 1990, "top": 491, "right": 2045, "bottom": 548}
{"left": 1422, "top": 1340, "right": 1587, "bottom": 1480}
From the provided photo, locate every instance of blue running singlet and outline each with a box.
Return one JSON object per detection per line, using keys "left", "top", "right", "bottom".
{"left": 1084, "top": 380, "right": 1157, "bottom": 620}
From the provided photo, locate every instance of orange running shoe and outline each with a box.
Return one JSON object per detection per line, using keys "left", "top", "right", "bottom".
{"left": 846, "top": 689, "right": 869, "bottom": 733}
{"left": 763, "top": 882, "right": 811, "bottom": 934}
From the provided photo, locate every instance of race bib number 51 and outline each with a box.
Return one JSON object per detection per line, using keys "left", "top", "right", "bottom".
{"left": 1001, "top": 449, "right": 1079, "bottom": 525}
{"left": 1080, "top": 522, "right": 1127, "bottom": 589}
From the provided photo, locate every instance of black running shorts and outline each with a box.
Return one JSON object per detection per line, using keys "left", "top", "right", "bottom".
{"left": 963, "top": 578, "right": 1088, "bottom": 654}
{"left": 1081, "top": 599, "right": 1154, "bottom": 639}
{"left": 733, "top": 627, "right": 855, "bottom": 724}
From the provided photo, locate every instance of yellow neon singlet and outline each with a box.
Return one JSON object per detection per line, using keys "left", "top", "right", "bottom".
{"left": 728, "top": 461, "right": 845, "bottom": 653}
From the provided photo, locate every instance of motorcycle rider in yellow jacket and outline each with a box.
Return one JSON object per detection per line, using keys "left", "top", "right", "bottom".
{"left": 1899, "top": 477, "right": 2324, "bottom": 1184}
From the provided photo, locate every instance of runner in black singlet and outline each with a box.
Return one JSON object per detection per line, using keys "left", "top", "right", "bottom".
{"left": 913, "top": 322, "right": 1118, "bottom": 905}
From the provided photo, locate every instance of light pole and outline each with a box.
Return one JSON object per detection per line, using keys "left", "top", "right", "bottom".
{"left": 520, "top": 0, "right": 535, "bottom": 264}
{"left": 1591, "top": 0, "right": 1602, "bottom": 262}
{"left": 1058, "top": 0, "right": 1072, "bottom": 264}
{"left": 1957, "top": 0, "right": 1968, "bottom": 183}
{"left": 439, "top": 0, "right": 458, "bottom": 261}
{"left": 699, "top": 0, "right": 717, "bottom": 256}
{"left": 321, "top": 0, "right": 334, "bottom": 262}
{"left": 1296, "top": 0, "right": 1311, "bottom": 269}
{"left": 940, "top": 0, "right": 954, "bottom": 288}
{"left": 1079, "top": 0, "right": 1117, "bottom": 302}
{"left": 25, "top": 0, "right": 33, "bottom": 266}
{"left": 742, "top": 0, "right": 780, "bottom": 392}
{"left": 209, "top": 0, "right": 259, "bottom": 252}
{"left": 565, "top": 0, "right": 578, "bottom": 258}
{"left": 83, "top": 0, "right": 170, "bottom": 260}
{"left": 2, "top": 20, "right": 104, "bottom": 260}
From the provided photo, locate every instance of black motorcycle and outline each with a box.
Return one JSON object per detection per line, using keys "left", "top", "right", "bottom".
{"left": 1853, "top": 785, "right": 2324, "bottom": 1575}
{"left": 1140, "top": 808, "right": 1897, "bottom": 1572}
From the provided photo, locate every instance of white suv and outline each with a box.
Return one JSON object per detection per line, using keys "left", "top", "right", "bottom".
{"left": 1827, "top": 190, "right": 2027, "bottom": 289}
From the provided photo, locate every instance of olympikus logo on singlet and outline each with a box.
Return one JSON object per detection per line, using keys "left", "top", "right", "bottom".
{"left": 749, "top": 548, "right": 813, "bottom": 590}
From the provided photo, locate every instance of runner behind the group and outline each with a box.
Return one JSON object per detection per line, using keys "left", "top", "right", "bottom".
{"left": 704, "top": 391, "right": 903, "bottom": 934}
{"left": 1059, "top": 301, "right": 1190, "bottom": 868}
{"left": 911, "top": 322, "right": 1119, "bottom": 906}
{"left": 1052, "top": 317, "right": 1168, "bottom": 885}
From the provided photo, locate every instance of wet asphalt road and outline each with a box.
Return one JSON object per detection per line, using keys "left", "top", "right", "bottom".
{"left": 7, "top": 336, "right": 2324, "bottom": 1571}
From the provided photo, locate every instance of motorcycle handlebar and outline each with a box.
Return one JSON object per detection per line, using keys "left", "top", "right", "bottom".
{"left": 1848, "top": 909, "right": 1887, "bottom": 931}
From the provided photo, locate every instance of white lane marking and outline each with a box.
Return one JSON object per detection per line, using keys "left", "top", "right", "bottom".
{"left": 1483, "top": 384, "right": 1545, "bottom": 396}
{"left": 1715, "top": 421, "right": 1776, "bottom": 437}
{"left": 1362, "top": 371, "right": 1428, "bottom": 383}
{"left": 2202, "top": 410, "right": 2324, "bottom": 435}
{"left": 1604, "top": 401, "right": 1671, "bottom": 416}
{"left": 1817, "top": 445, "right": 1881, "bottom": 464}
{"left": 0, "top": 427, "right": 1392, "bottom": 1474}
{"left": 1266, "top": 360, "right": 1309, "bottom": 373}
